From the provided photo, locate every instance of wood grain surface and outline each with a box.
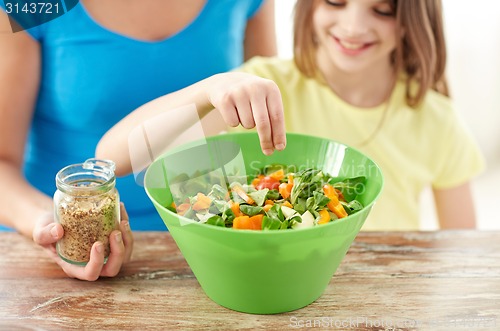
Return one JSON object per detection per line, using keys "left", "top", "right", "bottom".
{"left": 1, "top": 231, "right": 499, "bottom": 330}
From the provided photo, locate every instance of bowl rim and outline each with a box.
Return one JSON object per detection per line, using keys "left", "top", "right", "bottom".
{"left": 144, "top": 132, "right": 384, "bottom": 234}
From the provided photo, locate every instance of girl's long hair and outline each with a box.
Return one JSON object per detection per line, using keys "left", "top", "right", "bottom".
{"left": 293, "top": 0, "right": 449, "bottom": 107}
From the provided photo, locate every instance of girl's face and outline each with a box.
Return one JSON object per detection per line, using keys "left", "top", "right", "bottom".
{"left": 313, "top": 0, "right": 397, "bottom": 76}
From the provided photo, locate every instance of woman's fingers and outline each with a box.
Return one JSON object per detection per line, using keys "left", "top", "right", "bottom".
{"left": 82, "top": 242, "right": 106, "bottom": 280}
{"left": 44, "top": 203, "right": 133, "bottom": 280}
{"left": 54, "top": 241, "right": 105, "bottom": 281}
{"left": 100, "top": 231, "right": 125, "bottom": 277}
{"left": 52, "top": 235, "right": 126, "bottom": 280}
{"left": 120, "top": 225, "right": 133, "bottom": 263}
{"left": 33, "top": 222, "right": 63, "bottom": 246}
{"left": 93, "top": 203, "right": 133, "bottom": 276}
{"left": 32, "top": 212, "right": 62, "bottom": 245}
{"left": 118, "top": 202, "right": 133, "bottom": 263}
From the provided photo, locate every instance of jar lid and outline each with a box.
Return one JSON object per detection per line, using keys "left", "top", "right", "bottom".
{"left": 55, "top": 158, "right": 116, "bottom": 194}
{"left": 83, "top": 158, "right": 116, "bottom": 174}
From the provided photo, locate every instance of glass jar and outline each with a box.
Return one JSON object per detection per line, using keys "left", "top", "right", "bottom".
{"left": 54, "top": 158, "right": 120, "bottom": 265}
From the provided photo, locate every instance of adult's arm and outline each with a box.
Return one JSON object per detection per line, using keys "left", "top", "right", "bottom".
{"left": 0, "top": 13, "right": 49, "bottom": 237}
{"left": 244, "top": 0, "right": 277, "bottom": 60}
{"left": 0, "top": 13, "right": 133, "bottom": 280}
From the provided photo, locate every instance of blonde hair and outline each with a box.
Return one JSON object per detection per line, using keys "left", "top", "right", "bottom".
{"left": 293, "top": 0, "right": 449, "bottom": 107}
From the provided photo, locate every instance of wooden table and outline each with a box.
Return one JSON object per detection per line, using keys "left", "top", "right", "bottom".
{"left": 1, "top": 231, "right": 499, "bottom": 330}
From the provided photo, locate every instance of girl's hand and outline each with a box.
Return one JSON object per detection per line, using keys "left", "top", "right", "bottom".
{"left": 32, "top": 203, "right": 133, "bottom": 281}
{"left": 208, "top": 72, "right": 287, "bottom": 155}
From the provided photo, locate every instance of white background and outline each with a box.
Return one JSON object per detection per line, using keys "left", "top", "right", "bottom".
{"left": 274, "top": 0, "right": 500, "bottom": 230}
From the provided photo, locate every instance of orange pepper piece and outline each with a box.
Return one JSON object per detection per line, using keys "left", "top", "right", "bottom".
{"left": 233, "top": 215, "right": 263, "bottom": 230}
{"left": 176, "top": 203, "right": 191, "bottom": 216}
{"left": 251, "top": 174, "right": 265, "bottom": 187}
{"left": 323, "top": 184, "right": 348, "bottom": 219}
{"left": 263, "top": 204, "right": 274, "bottom": 212}
{"left": 233, "top": 216, "right": 251, "bottom": 229}
{"left": 232, "top": 184, "right": 255, "bottom": 205}
{"left": 230, "top": 201, "right": 243, "bottom": 217}
{"left": 317, "top": 209, "right": 331, "bottom": 225}
{"left": 192, "top": 193, "right": 212, "bottom": 211}
{"left": 268, "top": 169, "right": 285, "bottom": 181}
{"left": 248, "top": 214, "right": 263, "bottom": 230}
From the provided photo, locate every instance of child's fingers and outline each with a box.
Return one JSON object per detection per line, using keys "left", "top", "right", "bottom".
{"left": 234, "top": 95, "right": 255, "bottom": 129}
{"left": 213, "top": 93, "right": 240, "bottom": 127}
{"left": 266, "top": 84, "right": 286, "bottom": 151}
{"left": 219, "top": 104, "right": 241, "bottom": 128}
{"left": 249, "top": 93, "right": 274, "bottom": 155}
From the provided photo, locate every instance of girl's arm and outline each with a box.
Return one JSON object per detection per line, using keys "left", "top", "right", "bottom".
{"left": 96, "top": 72, "right": 287, "bottom": 176}
{"left": 244, "top": 0, "right": 277, "bottom": 60}
{"left": 433, "top": 182, "right": 477, "bottom": 229}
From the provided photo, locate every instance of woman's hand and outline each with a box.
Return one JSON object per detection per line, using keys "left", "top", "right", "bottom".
{"left": 208, "top": 72, "right": 287, "bottom": 155}
{"left": 32, "top": 203, "right": 133, "bottom": 281}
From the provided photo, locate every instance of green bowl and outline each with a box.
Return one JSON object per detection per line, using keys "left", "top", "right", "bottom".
{"left": 144, "top": 132, "right": 383, "bottom": 314}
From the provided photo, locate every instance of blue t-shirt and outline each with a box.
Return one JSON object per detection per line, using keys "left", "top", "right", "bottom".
{"left": 1, "top": 0, "right": 264, "bottom": 231}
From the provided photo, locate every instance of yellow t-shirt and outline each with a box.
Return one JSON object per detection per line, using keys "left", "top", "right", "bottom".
{"left": 235, "top": 57, "right": 485, "bottom": 230}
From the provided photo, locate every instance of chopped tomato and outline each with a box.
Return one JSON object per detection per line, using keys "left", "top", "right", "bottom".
{"left": 255, "top": 176, "right": 280, "bottom": 190}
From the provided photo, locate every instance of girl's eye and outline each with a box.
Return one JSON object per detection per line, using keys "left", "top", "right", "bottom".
{"left": 373, "top": 3, "right": 395, "bottom": 17}
{"left": 374, "top": 8, "right": 395, "bottom": 17}
{"left": 324, "top": 0, "right": 346, "bottom": 7}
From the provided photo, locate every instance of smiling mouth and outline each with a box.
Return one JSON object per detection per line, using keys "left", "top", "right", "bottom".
{"left": 333, "top": 37, "right": 374, "bottom": 53}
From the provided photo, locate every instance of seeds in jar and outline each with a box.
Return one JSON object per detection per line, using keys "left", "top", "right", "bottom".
{"left": 56, "top": 188, "right": 119, "bottom": 264}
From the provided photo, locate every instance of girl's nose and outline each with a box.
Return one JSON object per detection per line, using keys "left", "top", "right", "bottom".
{"left": 338, "top": 5, "right": 369, "bottom": 37}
